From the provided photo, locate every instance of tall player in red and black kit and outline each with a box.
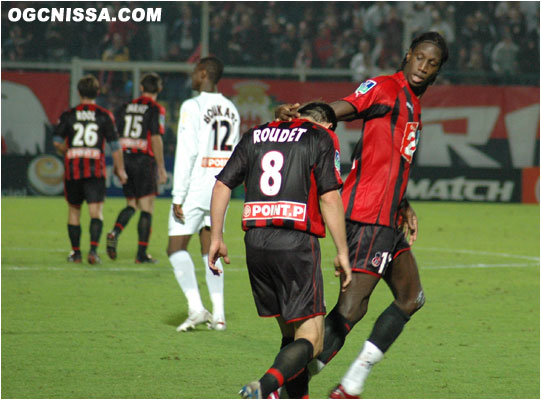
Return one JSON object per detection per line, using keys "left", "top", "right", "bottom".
{"left": 106, "top": 72, "right": 168, "bottom": 263}
{"left": 208, "top": 103, "right": 352, "bottom": 399}
{"left": 54, "top": 75, "right": 127, "bottom": 265}
{"left": 276, "top": 32, "right": 449, "bottom": 398}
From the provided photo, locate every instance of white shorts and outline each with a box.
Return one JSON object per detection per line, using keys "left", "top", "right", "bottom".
{"left": 168, "top": 197, "right": 211, "bottom": 236}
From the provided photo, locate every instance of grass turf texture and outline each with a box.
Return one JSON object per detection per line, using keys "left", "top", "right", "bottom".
{"left": 2, "top": 196, "right": 539, "bottom": 399}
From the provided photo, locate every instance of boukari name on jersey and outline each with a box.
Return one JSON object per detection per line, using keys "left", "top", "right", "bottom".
{"left": 203, "top": 105, "right": 239, "bottom": 126}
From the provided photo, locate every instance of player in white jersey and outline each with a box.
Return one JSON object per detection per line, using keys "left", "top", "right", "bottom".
{"left": 168, "top": 56, "right": 241, "bottom": 332}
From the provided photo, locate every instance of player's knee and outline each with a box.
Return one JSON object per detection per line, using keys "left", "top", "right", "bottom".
{"left": 396, "top": 290, "right": 425, "bottom": 316}
{"left": 339, "top": 302, "right": 368, "bottom": 325}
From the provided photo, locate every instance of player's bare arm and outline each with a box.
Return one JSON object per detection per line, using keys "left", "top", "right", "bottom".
{"left": 398, "top": 200, "right": 418, "bottom": 246}
{"left": 208, "top": 180, "right": 232, "bottom": 274}
{"left": 319, "top": 189, "right": 352, "bottom": 291}
{"left": 329, "top": 100, "right": 357, "bottom": 121}
{"left": 53, "top": 141, "right": 68, "bottom": 156}
{"left": 111, "top": 149, "right": 128, "bottom": 184}
{"left": 151, "top": 135, "right": 168, "bottom": 185}
{"left": 275, "top": 100, "right": 356, "bottom": 123}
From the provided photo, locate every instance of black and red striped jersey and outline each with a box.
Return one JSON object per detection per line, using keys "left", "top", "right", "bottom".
{"left": 54, "top": 103, "right": 118, "bottom": 181}
{"left": 216, "top": 118, "right": 343, "bottom": 237}
{"left": 341, "top": 71, "right": 422, "bottom": 228}
{"left": 115, "top": 95, "right": 165, "bottom": 157}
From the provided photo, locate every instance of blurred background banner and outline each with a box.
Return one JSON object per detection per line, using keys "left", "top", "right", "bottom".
{"left": 1, "top": 1, "right": 539, "bottom": 203}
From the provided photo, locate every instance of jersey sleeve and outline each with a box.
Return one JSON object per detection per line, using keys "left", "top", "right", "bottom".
{"left": 149, "top": 104, "right": 166, "bottom": 136}
{"left": 171, "top": 99, "right": 199, "bottom": 205}
{"left": 114, "top": 105, "right": 126, "bottom": 137}
{"left": 313, "top": 130, "right": 343, "bottom": 195}
{"left": 53, "top": 111, "right": 71, "bottom": 139}
{"left": 342, "top": 78, "right": 393, "bottom": 119}
{"left": 101, "top": 111, "right": 119, "bottom": 143}
{"left": 215, "top": 131, "right": 250, "bottom": 189}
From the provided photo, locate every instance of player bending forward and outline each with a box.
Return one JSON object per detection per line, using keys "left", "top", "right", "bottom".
{"left": 209, "top": 102, "right": 352, "bottom": 399}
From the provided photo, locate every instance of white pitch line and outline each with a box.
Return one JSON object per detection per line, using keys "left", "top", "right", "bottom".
{"left": 415, "top": 246, "right": 540, "bottom": 261}
{"left": 2, "top": 262, "right": 538, "bottom": 273}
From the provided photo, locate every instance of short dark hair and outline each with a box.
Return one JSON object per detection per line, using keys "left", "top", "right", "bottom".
{"left": 400, "top": 31, "right": 449, "bottom": 71}
{"left": 77, "top": 75, "right": 100, "bottom": 99}
{"left": 140, "top": 72, "right": 162, "bottom": 94}
{"left": 198, "top": 56, "right": 224, "bottom": 84}
{"left": 298, "top": 102, "right": 337, "bottom": 131}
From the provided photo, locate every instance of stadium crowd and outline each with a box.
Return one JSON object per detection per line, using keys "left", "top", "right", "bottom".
{"left": 3, "top": 1, "right": 540, "bottom": 81}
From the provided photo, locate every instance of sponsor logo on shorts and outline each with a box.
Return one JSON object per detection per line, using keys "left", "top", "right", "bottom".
{"left": 202, "top": 157, "right": 229, "bottom": 168}
{"left": 67, "top": 147, "right": 101, "bottom": 159}
{"left": 371, "top": 252, "right": 382, "bottom": 267}
{"left": 242, "top": 201, "right": 307, "bottom": 222}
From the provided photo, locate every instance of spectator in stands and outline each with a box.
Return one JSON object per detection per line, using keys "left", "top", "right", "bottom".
{"left": 169, "top": 3, "right": 200, "bottom": 61}
{"left": 377, "top": 6, "right": 404, "bottom": 69}
{"left": 276, "top": 23, "right": 300, "bottom": 68}
{"left": 100, "top": 33, "right": 130, "bottom": 97}
{"left": 491, "top": 31, "right": 519, "bottom": 74}
{"left": 314, "top": 23, "right": 335, "bottom": 67}
{"left": 350, "top": 39, "right": 380, "bottom": 82}
{"left": 294, "top": 39, "right": 314, "bottom": 69}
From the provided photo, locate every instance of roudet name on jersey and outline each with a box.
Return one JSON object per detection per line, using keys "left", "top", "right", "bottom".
{"left": 253, "top": 127, "right": 307, "bottom": 144}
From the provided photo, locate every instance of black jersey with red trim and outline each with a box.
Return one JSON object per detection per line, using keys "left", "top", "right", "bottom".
{"left": 115, "top": 95, "right": 165, "bottom": 157}
{"left": 216, "top": 118, "right": 343, "bottom": 237}
{"left": 54, "top": 103, "right": 118, "bottom": 181}
{"left": 341, "top": 71, "right": 422, "bottom": 228}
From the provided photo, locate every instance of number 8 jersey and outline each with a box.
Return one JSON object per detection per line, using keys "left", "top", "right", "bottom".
{"left": 216, "top": 119, "right": 343, "bottom": 238}
{"left": 172, "top": 92, "right": 241, "bottom": 209}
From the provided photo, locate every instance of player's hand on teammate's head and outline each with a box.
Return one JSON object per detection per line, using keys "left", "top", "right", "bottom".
{"left": 274, "top": 103, "right": 301, "bottom": 121}
{"left": 333, "top": 253, "right": 352, "bottom": 292}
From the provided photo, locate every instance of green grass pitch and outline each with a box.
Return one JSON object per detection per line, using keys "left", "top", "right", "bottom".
{"left": 1, "top": 196, "right": 539, "bottom": 399}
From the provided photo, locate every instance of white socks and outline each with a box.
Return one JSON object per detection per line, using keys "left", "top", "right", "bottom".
{"left": 202, "top": 254, "right": 225, "bottom": 320}
{"left": 169, "top": 250, "right": 225, "bottom": 320}
{"left": 341, "top": 341, "right": 384, "bottom": 396}
{"left": 169, "top": 250, "right": 204, "bottom": 313}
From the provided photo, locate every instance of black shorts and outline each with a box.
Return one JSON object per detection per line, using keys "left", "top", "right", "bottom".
{"left": 244, "top": 228, "right": 325, "bottom": 323}
{"left": 64, "top": 177, "right": 106, "bottom": 205}
{"left": 123, "top": 154, "right": 158, "bottom": 199}
{"left": 346, "top": 220, "right": 410, "bottom": 277}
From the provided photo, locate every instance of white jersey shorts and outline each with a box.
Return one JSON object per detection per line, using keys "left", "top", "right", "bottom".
{"left": 168, "top": 195, "right": 211, "bottom": 236}
{"left": 168, "top": 195, "right": 228, "bottom": 236}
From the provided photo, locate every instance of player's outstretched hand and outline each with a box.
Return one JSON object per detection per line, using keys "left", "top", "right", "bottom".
{"left": 398, "top": 203, "right": 418, "bottom": 246}
{"left": 158, "top": 166, "right": 168, "bottom": 185}
{"left": 208, "top": 239, "right": 229, "bottom": 276}
{"left": 334, "top": 253, "right": 352, "bottom": 292}
{"left": 274, "top": 103, "right": 301, "bottom": 121}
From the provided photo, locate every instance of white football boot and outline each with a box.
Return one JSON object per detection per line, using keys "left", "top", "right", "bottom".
{"left": 176, "top": 309, "right": 211, "bottom": 332}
